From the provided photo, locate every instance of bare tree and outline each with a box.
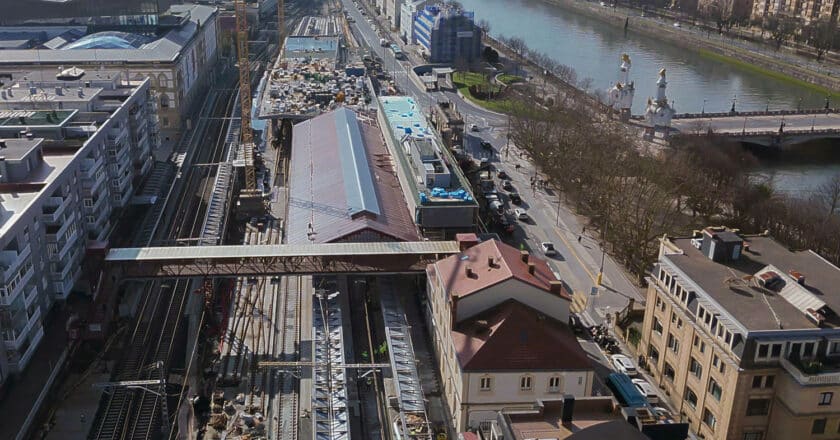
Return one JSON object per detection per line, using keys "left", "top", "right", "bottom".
{"left": 802, "top": 18, "right": 837, "bottom": 61}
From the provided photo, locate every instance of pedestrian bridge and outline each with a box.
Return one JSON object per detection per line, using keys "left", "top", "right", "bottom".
{"left": 105, "top": 241, "right": 460, "bottom": 278}
{"left": 669, "top": 110, "right": 840, "bottom": 147}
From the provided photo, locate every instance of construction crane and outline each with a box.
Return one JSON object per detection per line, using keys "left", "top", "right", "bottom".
{"left": 235, "top": 0, "right": 256, "bottom": 191}
{"left": 277, "top": 0, "right": 285, "bottom": 44}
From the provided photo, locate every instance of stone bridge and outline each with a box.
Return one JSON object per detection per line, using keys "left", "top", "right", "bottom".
{"left": 667, "top": 110, "right": 840, "bottom": 147}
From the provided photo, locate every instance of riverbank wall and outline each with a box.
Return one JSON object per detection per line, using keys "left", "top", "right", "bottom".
{"left": 545, "top": 0, "right": 840, "bottom": 95}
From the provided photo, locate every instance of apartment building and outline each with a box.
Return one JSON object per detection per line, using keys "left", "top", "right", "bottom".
{"left": 0, "top": 73, "right": 157, "bottom": 387}
{"left": 640, "top": 226, "right": 840, "bottom": 440}
{"left": 0, "top": 3, "right": 217, "bottom": 141}
{"left": 751, "top": 0, "right": 840, "bottom": 22}
{"left": 425, "top": 234, "right": 594, "bottom": 432}
{"left": 413, "top": 4, "right": 482, "bottom": 64}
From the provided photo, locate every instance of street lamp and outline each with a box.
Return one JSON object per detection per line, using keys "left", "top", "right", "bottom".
{"left": 701, "top": 98, "right": 706, "bottom": 115}
{"left": 730, "top": 94, "right": 737, "bottom": 114}
{"left": 766, "top": 99, "right": 770, "bottom": 112}
{"left": 596, "top": 222, "right": 608, "bottom": 286}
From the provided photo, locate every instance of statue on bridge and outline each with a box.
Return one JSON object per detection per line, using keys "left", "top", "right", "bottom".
{"left": 644, "top": 68, "right": 676, "bottom": 133}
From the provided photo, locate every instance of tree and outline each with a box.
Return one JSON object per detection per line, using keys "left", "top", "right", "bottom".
{"left": 477, "top": 19, "right": 491, "bottom": 35}
{"left": 506, "top": 36, "right": 528, "bottom": 57}
{"left": 802, "top": 18, "right": 837, "bottom": 61}
{"left": 764, "top": 14, "right": 799, "bottom": 50}
{"left": 482, "top": 46, "right": 500, "bottom": 63}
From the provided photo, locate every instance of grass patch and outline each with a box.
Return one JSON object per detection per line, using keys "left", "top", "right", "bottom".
{"left": 498, "top": 73, "right": 525, "bottom": 85}
{"left": 453, "top": 71, "right": 512, "bottom": 113}
{"left": 697, "top": 48, "right": 840, "bottom": 99}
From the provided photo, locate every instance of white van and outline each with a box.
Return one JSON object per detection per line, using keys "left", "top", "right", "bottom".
{"left": 514, "top": 208, "right": 528, "bottom": 221}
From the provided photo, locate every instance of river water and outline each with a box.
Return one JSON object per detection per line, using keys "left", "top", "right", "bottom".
{"left": 457, "top": 0, "right": 840, "bottom": 195}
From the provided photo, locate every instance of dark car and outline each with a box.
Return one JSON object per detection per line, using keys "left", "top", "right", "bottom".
{"left": 480, "top": 141, "right": 493, "bottom": 151}
{"left": 509, "top": 192, "right": 522, "bottom": 205}
{"left": 495, "top": 216, "right": 515, "bottom": 235}
{"left": 497, "top": 170, "right": 509, "bottom": 180}
{"left": 502, "top": 181, "right": 514, "bottom": 191}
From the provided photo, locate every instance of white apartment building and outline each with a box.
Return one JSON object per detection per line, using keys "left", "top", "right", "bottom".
{"left": 425, "top": 234, "right": 594, "bottom": 432}
{"left": 0, "top": 73, "right": 158, "bottom": 387}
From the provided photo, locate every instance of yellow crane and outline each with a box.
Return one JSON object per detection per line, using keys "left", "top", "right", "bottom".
{"left": 235, "top": 0, "right": 256, "bottom": 190}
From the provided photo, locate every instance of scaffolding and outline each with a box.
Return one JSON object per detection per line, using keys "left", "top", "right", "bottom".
{"left": 380, "top": 288, "right": 432, "bottom": 440}
{"left": 312, "top": 292, "right": 350, "bottom": 440}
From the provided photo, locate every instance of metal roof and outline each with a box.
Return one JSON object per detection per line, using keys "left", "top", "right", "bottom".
{"left": 334, "top": 108, "right": 380, "bottom": 216}
{"left": 105, "top": 241, "right": 459, "bottom": 261}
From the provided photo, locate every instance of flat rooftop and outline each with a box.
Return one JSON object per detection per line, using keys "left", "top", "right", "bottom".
{"left": 0, "top": 109, "right": 76, "bottom": 128}
{"left": 505, "top": 399, "right": 647, "bottom": 440}
{"left": 292, "top": 16, "right": 342, "bottom": 37}
{"left": 283, "top": 36, "right": 340, "bottom": 58}
{"left": 380, "top": 96, "right": 434, "bottom": 138}
{"left": 667, "top": 234, "right": 840, "bottom": 330}
{"left": 0, "top": 137, "right": 40, "bottom": 161}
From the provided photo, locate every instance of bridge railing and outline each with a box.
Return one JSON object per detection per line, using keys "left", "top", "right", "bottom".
{"left": 672, "top": 108, "right": 839, "bottom": 120}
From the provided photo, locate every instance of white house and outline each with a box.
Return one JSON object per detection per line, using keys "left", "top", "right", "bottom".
{"left": 425, "top": 234, "right": 594, "bottom": 431}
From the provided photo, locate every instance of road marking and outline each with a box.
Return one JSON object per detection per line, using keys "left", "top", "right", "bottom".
{"left": 552, "top": 222, "right": 597, "bottom": 284}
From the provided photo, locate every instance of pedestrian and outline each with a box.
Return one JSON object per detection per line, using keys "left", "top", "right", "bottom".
{"left": 582, "top": 226, "right": 586, "bottom": 234}
{"left": 577, "top": 235, "right": 582, "bottom": 243}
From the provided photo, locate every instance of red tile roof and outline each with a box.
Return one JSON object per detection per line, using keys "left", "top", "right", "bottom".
{"left": 451, "top": 300, "right": 592, "bottom": 371}
{"left": 432, "top": 239, "right": 569, "bottom": 300}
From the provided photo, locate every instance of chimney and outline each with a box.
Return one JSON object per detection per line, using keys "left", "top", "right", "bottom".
{"left": 456, "top": 233, "right": 480, "bottom": 251}
{"left": 77, "top": 87, "right": 84, "bottom": 98}
{"left": 528, "top": 262, "right": 536, "bottom": 275}
{"left": 561, "top": 394, "right": 576, "bottom": 425}
{"left": 55, "top": 86, "right": 63, "bottom": 96}
{"left": 450, "top": 296, "right": 459, "bottom": 328}
{"left": 549, "top": 280, "right": 563, "bottom": 295}
{"left": 28, "top": 86, "right": 37, "bottom": 95}
{"left": 465, "top": 266, "right": 475, "bottom": 278}
{"left": 521, "top": 250, "right": 529, "bottom": 263}
{"left": 488, "top": 256, "right": 495, "bottom": 268}
{"left": 789, "top": 270, "right": 806, "bottom": 285}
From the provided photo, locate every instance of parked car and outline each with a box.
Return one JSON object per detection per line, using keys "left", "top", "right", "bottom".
{"left": 480, "top": 157, "right": 489, "bottom": 166}
{"left": 632, "top": 378, "right": 659, "bottom": 404}
{"left": 652, "top": 406, "right": 673, "bottom": 420}
{"left": 611, "top": 354, "right": 638, "bottom": 377}
{"left": 509, "top": 192, "right": 522, "bottom": 205}
{"left": 514, "top": 208, "right": 528, "bottom": 221}
{"left": 541, "top": 242, "right": 557, "bottom": 256}
{"left": 480, "top": 140, "right": 493, "bottom": 151}
{"left": 502, "top": 181, "right": 514, "bottom": 191}
{"left": 470, "top": 124, "right": 480, "bottom": 132}
{"left": 497, "top": 170, "right": 509, "bottom": 180}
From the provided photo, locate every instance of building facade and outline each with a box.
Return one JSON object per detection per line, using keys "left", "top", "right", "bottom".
{"left": 425, "top": 235, "right": 593, "bottom": 431}
{"left": 751, "top": 0, "right": 840, "bottom": 22}
{"left": 413, "top": 5, "right": 482, "bottom": 64}
{"left": 0, "top": 74, "right": 158, "bottom": 387}
{"left": 0, "top": 4, "right": 218, "bottom": 142}
{"left": 640, "top": 226, "right": 840, "bottom": 440}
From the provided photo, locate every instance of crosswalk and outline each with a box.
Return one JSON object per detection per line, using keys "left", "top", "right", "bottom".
{"left": 570, "top": 291, "right": 589, "bottom": 314}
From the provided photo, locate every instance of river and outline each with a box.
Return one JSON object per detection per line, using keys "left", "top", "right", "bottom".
{"left": 457, "top": 0, "right": 840, "bottom": 195}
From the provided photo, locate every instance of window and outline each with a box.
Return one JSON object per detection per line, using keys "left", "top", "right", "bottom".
{"left": 653, "top": 317, "right": 663, "bottom": 335}
{"left": 479, "top": 377, "right": 492, "bottom": 391}
{"left": 765, "top": 375, "right": 774, "bottom": 388}
{"left": 709, "top": 378, "right": 722, "bottom": 401}
{"left": 86, "top": 215, "right": 95, "bottom": 224}
{"left": 743, "top": 432, "right": 764, "bottom": 440}
{"left": 829, "top": 341, "right": 840, "bottom": 355}
{"left": 83, "top": 198, "right": 94, "bottom": 208}
{"left": 671, "top": 312, "right": 677, "bottom": 323}
{"left": 685, "top": 387, "right": 698, "bottom": 408}
{"left": 664, "top": 362, "right": 676, "bottom": 382}
{"left": 812, "top": 418, "right": 827, "bottom": 434}
{"left": 648, "top": 344, "right": 660, "bottom": 363}
{"left": 820, "top": 392, "right": 833, "bottom": 406}
{"left": 689, "top": 357, "right": 702, "bottom": 379}
{"left": 693, "top": 335, "right": 699, "bottom": 347}
{"left": 752, "top": 375, "right": 763, "bottom": 389}
{"left": 746, "top": 398, "right": 770, "bottom": 416}
{"left": 700, "top": 341, "right": 706, "bottom": 353}
{"left": 667, "top": 333, "right": 679, "bottom": 354}
{"left": 703, "top": 408, "right": 717, "bottom": 430}
{"left": 771, "top": 344, "right": 782, "bottom": 358}
{"left": 712, "top": 354, "right": 720, "bottom": 368}
{"left": 548, "top": 377, "right": 561, "bottom": 393}
{"left": 520, "top": 376, "right": 532, "bottom": 391}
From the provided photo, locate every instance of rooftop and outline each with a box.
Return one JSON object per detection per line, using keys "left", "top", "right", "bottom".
{"left": 431, "top": 238, "right": 567, "bottom": 300}
{"left": 665, "top": 231, "right": 840, "bottom": 330}
{"left": 283, "top": 35, "right": 340, "bottom": 58}
{"left": 0, "top": 4, "right": 216, "bottom": 64}
{"left": 380, "top": 96, "right": 434, "bottom": 138}
{"left": 292, "top": 16, "right": 343, "bottom": 37}
{"left": 0, "top": 137, "right": 41, "bottom": 161}
{"left": 286, "top": 107, "right": 419, "bottom": 244}
{"left": 0, "top": 109, "right": 77, "bottom": 128}
{"left": 504, "top": 398, "right": 639, "bottom": 440}
{"left": 451, "top": 299, "right": 591, "bottom": 371}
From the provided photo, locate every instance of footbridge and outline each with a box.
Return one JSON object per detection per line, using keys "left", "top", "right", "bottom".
{"left": 105, "top": 241, "right": 460, "bottom": 278}
{"left": 668, "top": 109, "right": 840, "bottom": 147}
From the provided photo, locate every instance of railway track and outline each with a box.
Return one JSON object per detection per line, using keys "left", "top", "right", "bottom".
{"left": 88, "top": 84, "right": 238, "bottom": 440}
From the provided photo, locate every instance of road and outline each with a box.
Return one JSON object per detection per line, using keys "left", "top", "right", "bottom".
{"left": 672, "top": 112, "right": 840, "bottom": 134}
{"left": 343, "top": 0, "right": 643, "bottom": 325}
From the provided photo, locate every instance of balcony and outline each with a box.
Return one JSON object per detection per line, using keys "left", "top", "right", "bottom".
{"left": 0, "top": 243, "right": 31, "bottom": 279}
{"left": 41, "top": 195, "right": 73, "bottom": 224}
{"left": 80, "top": 155, "right": 104, "bottom": 179}
{"left": 3, "top": 307, "right": 40, "bottom": 350}
{"left": 781, "top": 355, "right": 840, "bottom": 386}
{"left": 46, "top": 214, "right": 77, "bottom": 245}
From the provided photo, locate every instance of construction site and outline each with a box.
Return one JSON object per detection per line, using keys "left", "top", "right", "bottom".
{"left": 20, "top": 0, "right": 455, "bottom": 438}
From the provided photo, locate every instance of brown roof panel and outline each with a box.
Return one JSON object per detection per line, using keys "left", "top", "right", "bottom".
{"left": 451, "top": 300, "right": 592, "bottom": 371}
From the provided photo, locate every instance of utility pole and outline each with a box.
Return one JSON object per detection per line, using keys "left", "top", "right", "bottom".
{"left": 596, "top": 221, "right": 608, "bottom": 286}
